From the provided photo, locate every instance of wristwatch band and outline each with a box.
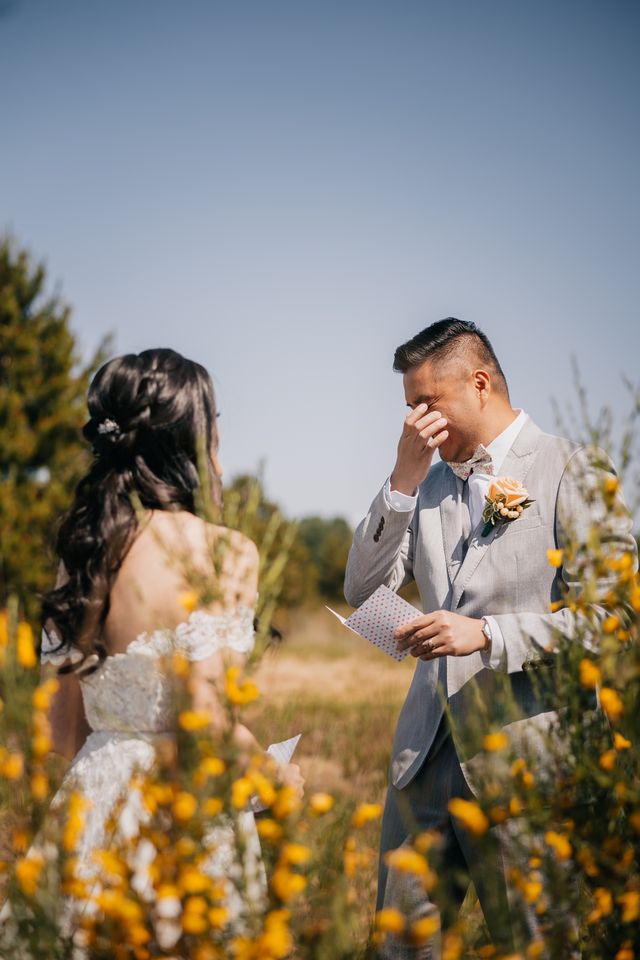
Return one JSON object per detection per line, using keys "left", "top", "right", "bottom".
{"left": 481, "top": 617, "right": 492, "bottom": 651}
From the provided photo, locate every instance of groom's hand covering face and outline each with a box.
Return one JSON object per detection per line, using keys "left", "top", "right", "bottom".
{"left": 394, "top": 610, "right": 487, "bottom": 660}
{"left": 390, "top": 402, "right": 449, "bottom": 496}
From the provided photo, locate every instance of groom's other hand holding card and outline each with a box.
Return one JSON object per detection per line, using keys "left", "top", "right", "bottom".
{"left": 395, "top": 609, "right": 489, "bottom": 661}
{"left": 390, "top": 402, "right": 449, "bottom": 496}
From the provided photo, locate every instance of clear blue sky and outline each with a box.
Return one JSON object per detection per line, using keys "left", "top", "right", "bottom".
{"left": 2, "top": 0, "right": 639, "bottom": 524}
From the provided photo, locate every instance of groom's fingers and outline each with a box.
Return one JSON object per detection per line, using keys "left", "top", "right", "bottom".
{"left": 395, "top": 615, "right": 437, "bottom": 650}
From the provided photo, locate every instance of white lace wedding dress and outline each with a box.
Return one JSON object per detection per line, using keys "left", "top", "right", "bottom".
{"left": 6, "top": 607, "right": 266, "bottom": 953}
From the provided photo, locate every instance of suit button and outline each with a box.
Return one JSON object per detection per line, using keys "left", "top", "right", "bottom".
{"left": 373, "top": 534, "right": 380, "bottom": 543}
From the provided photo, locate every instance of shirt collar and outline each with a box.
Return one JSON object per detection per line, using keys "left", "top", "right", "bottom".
{"left": 484, "top": 409, "right": 528, "bottom": 476}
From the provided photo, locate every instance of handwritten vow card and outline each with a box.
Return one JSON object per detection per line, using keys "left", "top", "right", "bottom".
{"left": 327, "top": 584, "right": 421, "bottom": 662}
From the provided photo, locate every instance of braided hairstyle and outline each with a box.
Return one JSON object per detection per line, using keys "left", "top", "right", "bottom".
{"left": 41, "top": 348, "right": 221, "bottom": 670}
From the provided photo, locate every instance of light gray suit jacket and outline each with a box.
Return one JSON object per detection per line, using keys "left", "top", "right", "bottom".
{"left": 344, "top": 417, "right": 637, "bottom": 791}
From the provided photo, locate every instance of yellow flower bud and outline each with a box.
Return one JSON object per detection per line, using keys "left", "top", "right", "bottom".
{"left": 309, "top": 792, "right": 334, "bottom": 815}
{"left": 351, "top": 802, "right": 383, "bottom": 828}
{"left": 172, "top": 791, "right": 197, "bottom": 822}
{"left": 579, "top": 659, "right": 601, "bottom": 689}
{"left": 448, "top": 798, "right": 489, "bottom": 836}
{"left": 17, "top": 622, "right": 36, "bottom": 669}
{"left": 375, "top": 908, "right": 405, "bottom": 934}
{"left": 600, "top": 687, "right": 624, "bottom": 722}
{"left": 483, "top": 731, "right": 509, "bottom": 752}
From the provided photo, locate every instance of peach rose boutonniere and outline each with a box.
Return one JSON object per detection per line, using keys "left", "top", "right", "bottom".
{"left": 481, "top": 477, "right": 535, "bottom": 537}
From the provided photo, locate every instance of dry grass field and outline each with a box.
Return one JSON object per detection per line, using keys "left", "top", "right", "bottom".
{"left": 247, "top": 604, "right": 415, "bottom": 805}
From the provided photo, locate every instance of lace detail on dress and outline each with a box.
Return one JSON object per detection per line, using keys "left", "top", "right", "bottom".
{"left": 39, "top": 606, "right": 255, "bottom": 667}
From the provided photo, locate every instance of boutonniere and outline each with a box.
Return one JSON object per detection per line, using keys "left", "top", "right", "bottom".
{"left": 481, "top": 477, "right": 535, "bottom": 537}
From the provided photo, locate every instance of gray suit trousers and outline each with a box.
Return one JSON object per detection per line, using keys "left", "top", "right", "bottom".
{"left": 377, "top": 718, "right": 515, "bottom": 955}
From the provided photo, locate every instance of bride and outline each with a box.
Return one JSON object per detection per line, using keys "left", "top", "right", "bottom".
{"left": 19, "top": 348, "right": 302, "bottom": 950}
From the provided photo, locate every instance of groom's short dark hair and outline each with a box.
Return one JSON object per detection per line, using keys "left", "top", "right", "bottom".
{"left": 393, "top": 317, "right": 509, "bottom": 397}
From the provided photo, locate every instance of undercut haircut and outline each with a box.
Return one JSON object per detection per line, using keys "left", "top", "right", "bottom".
{"left": 393, "top": 317, "right": 509, "bottom": 398}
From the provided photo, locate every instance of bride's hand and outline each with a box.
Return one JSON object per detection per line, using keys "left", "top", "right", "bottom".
{"left": 279, "top": 761, "right": 304, "bottom": 799}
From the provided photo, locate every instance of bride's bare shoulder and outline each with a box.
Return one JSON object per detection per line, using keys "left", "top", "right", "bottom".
{"left": 145, "top": 510, "right": 257, "bottom": 558}
{"left": 135, "top": 511, "right": 259, "bottom": 605}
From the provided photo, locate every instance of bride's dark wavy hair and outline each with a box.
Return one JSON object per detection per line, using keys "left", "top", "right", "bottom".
{"left": 41, "top": 348, "right": 222, "bottom": 671}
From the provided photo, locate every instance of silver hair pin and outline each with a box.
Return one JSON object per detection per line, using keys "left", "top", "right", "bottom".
{"left": 97, "top": 418, "right": 120, "bottom": 436}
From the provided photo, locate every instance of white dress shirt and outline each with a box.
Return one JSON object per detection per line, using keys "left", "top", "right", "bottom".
{"left": 383, "top": 409, "right": 529, "bottom": 669}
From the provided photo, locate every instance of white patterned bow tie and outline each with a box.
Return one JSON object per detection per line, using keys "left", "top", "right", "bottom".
{"left": 446, "top": 444, "right": 494, "bottom": 481}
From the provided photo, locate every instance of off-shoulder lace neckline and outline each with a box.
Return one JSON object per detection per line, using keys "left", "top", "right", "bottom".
{"left": 42, "top": 606, "right": 255, "bottom": 664}
{"left": 104, "top": 606, "right": 254, "bottom": 661}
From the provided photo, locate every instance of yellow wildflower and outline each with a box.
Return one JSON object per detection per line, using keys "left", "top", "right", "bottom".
{"left": 281, "top": 842, "right": 311, "bottom": 866}
{"left": 385, "top": 847, "right": 429, "bottom": 877}
{"left": 183, "top": 912, "right": 208, "bottom": 934}
{"left": 509, "top": 796, "right": 524, "bottom": 817}
{"left": 410, "top": 915, "right": 439, "bottom": 942}
{"left": 523, "top": 879, "right": 543, "bottom": 903}
{"left": 30, "top": 771, "right": 49, "bottom": 801}
{"left": 309, "top": 792, "right": 334, "bottom": 815}
{"left": 17, "top": 621, "right": 36, "bottom": 668}
{"left": 198, "top": 756, "right": 225, "bottom": 778}
{"left": 271, "top": 866, "right": 306, "bottom": 901}
{"left": 599, "top": 750, "right": 617, "bottom": 771}
{"left": 32, "top": 678, "right": 59, "bottom": 711}
{"left": 208, "top": 905, "right": 228, "bottom": 929}
{"left": 544, "top": 830, "right": 572, "bottom": 860}
{"left": 172, "top": 791, "right": 198, "bottom": 822}
{"left": 231, "top": 777, "right": 253, "bottom": 810}
{"left": 375, "top": 908, "right": 406, "bottom": 934}
{"left": 614, "top": 732, "right": 632, "bottom": 750}
{"left": 225, "top": 665, "right": 259, "bottom": 706}
{"left": 546, "top": 549, "right": 563, "bottom": 568}
{"left": 442, "top": 931, "right": 464, "bottom": 960}
{"left": 603, "top": 615, "right": 621, "bottom": 634}
{"left": 32, "top": 733, "right": 51, "bottom": 761}
{"left": 202, "top": 796, "right": 224, "bottom": 817}
{"left": 614, "top": 945, "right": 634, "bottom": 960}
{"left": 257, "top": 818, "right": 283, "bottom": 843}
{"left": 248, "top": 770, "right": 276, "bottom": 807}
{"left": 172, "top": 651, "right": 190, "bottom": 677}
{"left": 260, "top": 909, "right": 293, "bottom": 958}
{"left": 15, "top": 855, "right": 44, "bottom": 897}
{"left": 180, "top": 590, "right": 199, "bottom": 613}
{"left": 272, "top": 785, "right": 301, "bottom": 820}
{"left": 2, "top": 752, "right": 24, "bottom": 780}
{"left": 352, "top": 802, "right": 383, "bottom": 828}
{"left": 628, "top": 810, "right": 640, "bottom": 833}
{"left": 603, "top": 476, "right": 619, "bottom": 495}
{"left": 448, "top": 798, "right": 489, "bottom": 836}
{"left": 62, "top": 792, "right": 90, "bottom": 853}
{"left": 579, "top": 658, "right": 601, "bottom": 689}
{"left": 527, "top": 941, "right": 545, "bottom": 958}
{"left": 178, "top": 710, "right": 210, "bottom": 732}
{"left": 178, "top": 868, "right": 210, "bottom": 895}
{"left": 618, "top": 891, "right": 640, "bottom": 924}
{"left": 600, "top": 687, "right": 624, "bottom": 722}
{"left": 483, "top": 731, "right": 508, "bottom": 752}
{"left": 0, "top": 610, "right": 7, "bottom": 649}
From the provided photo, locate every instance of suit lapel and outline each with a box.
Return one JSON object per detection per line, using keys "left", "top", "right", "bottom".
{"left": 449, "top": 417, "right": 543, "bottom": 609}
{"left": 439, "top": 467, "right": 465, "bottom": 583}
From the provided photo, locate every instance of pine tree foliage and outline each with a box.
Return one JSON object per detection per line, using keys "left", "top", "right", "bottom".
{"left": 0, "top": 235, "right": 109, "bottom": 617}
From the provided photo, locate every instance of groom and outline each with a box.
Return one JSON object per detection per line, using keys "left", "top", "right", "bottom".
{"left": 344, "top": 318, "right": 636, "bottom": 952}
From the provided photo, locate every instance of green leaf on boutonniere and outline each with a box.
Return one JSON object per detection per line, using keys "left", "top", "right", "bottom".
{"left": 481, "top": 522, "right": 494, "bottom": 538}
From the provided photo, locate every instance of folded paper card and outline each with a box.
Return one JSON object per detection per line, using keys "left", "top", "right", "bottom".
{"left": 327, "top": 584, "right": 421, "bottom": 662}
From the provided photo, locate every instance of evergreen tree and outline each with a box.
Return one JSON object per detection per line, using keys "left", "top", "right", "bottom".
{"left": 0, "top": 235, "right": 108, "bottom": 618}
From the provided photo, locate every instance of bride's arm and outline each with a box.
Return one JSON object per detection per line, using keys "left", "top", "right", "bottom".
{"left": 43, "top": 663, "right": 91, "bottom": 762}
{"left": 41, "top": 562, "right": 91, "bottom": 763}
